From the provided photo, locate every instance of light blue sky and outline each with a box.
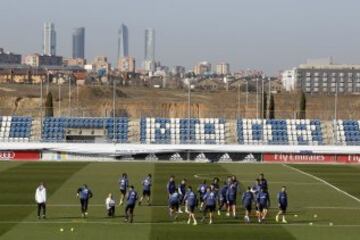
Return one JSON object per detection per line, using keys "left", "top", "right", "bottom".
{"left": 1, "top": 0, "right": 360, "bottom": 74}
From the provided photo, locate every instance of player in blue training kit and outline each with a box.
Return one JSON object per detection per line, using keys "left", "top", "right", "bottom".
{"left": 259, "top": 173, "right": 268, "bottom": 190}
{"left": 77, "top": 184, "right": 93, "bottom": 218}
{"left": 118, "top": 173, "right": 129, "bottom": 206}
{"left": 242, "top": 187, "right": 254, "bottom": 223}
{"left": 139, "top": 174, "right": 152, "bottom": 206}
{"left": 203, "top": 186, "right": 217, "bottom": 224}
{"left": 212, "top": 177, "right": 220, "bottom": 193}
{"left": 125, "top": 186, "right": 138, "bottom": 223}
{"left": 256, "top": 188, "right": 271, "bottom": 223}
{"left": 184, "top": 186, "right": 198, "bottom": 225}
{"left": 226, "top": 177, "right": 238, "bottom": 218}
{"left": 168, "top": 190, "right": 180, "bottom": 220}
{"left": 217, "top": 181, "right": 228, "bottom": 216}
{"left": 177, "top": 179, "right": 187, "bottom": 213}
{"left": 167, "top": 176, "right": 176, "bottom": 197}
{"left": 251, "top": 178, "right": 261, "bottom": 218}
{"left": 276, "top": 186, "right": 288, "bottom": 223}
{"left": 197, "top": 180, "right": 207, "bottom": 209}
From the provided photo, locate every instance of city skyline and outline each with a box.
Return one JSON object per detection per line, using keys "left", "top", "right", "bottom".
{"left": 2, "top": 0, "right": 360, "bottom": 74}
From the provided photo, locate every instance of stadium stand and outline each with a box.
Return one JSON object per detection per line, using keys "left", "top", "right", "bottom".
{"left": 237, "top": 119, "right": 323, "bottom": 145}
{"left": 140, "top": 117, "right": 226, "bottom": 144}
{"left": 0, "top": 116, "right": 33, "bottom": 142}
{"left": 42, "top": 117, "right": 129, "bottom": 142}
{"left": 6, "top": 115, "right": 360, "bottom": 146}
{"left": 335, "top": 120, "right": 360, "bottom": 145}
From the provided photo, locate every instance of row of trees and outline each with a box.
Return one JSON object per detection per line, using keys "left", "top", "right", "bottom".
{"left": 43, "top": 89, "right": 307, "bottom": 119}
{"left": 261, "top": 90, "right": 306, "bottom": 119}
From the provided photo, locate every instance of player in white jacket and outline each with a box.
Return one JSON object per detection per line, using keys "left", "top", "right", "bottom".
{"left": 35, "top": 183, "right": 47, "bottom": 219}
{"left": 105, "top": 193, "right": 116, "bottom": 217}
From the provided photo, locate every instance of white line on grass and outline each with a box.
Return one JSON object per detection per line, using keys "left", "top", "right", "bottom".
{"left": 193, "top": 174, "right": 321, "bottom": 185}
{"left": 0, "top": 221, "right": 358, "bottom": 228}
{"left": 0, "top": 219, "right": 360, "bottom": 228}
{"left": 1, "top": 204, "right": 358, "bottom": 211}
{"left": 0, "top": 204, "right": 166, "bottom": 207}
{"left": 305, "top": 206, "right": 360, "bottom": 210}
{"left": 282, "top": 164, "right": 360, "bottom": 204}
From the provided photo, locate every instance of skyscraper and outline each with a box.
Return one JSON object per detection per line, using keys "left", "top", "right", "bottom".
{"left": 43, "top": 22, "right": 56, "bottom": 56}
{"left": 117, "top": 24, "right": 129, "bottom": 60}
{"left": 72, "top": 27, "right": 85, "bottom": 59}
{"left": 144, "top": 28, "right": 155, "bottom": 61}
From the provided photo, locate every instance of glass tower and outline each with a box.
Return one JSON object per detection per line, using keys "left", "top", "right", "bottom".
{"left": 43, "top": 22, "right": 56, "bottom": 56}
{"left": 118, "top": 24, "right": 129, "bottom": 59}
{"left": 145, "top": 28, "right": 155, "bottom": 61}
{"left": 72, "top": 27, "right": 85, "bottom": 59}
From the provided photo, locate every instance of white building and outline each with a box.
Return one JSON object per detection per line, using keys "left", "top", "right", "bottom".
{"left": 144, "top": 60, "right": 156, "bottom": 72}
{"left": 194, "top": 61, "right": 212, "bottom": 75}
{"left": 215, "top": 63, "right": 230, "bottom": 75}
{"left": 281, "top": 68, "right": 296, "bottom": 91}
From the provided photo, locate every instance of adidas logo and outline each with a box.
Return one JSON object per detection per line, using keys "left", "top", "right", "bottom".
{"left": 219, "top": 153, "right": 232, "bottom": 162}
{"left": 243, "top": 153, "right": 257, "bottom": 162}
{"left": 194, "top": 153, "right": 209, "bottom": 162}
{"left": 145, "top": 153, "right": 159, "bottom": 161}
{"left": 170, "top": 153, "right": 183, "bottom": 161}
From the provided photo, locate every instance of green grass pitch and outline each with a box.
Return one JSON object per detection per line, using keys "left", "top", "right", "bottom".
{"left": 0, "top": 161, "right": 359, "bottom": 240}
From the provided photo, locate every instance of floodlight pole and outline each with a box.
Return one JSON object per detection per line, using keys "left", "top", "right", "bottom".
{"left": 245, "top": 81, "right": 249, "bottom": 118}
{"left": 68, "top": 75, "right": 71, "bottom": 116}
{"left": 187, "top": 83, "right": 191, "bottom": 161}
{"left": 256, "top": 78, "right": 259, "bottom": 118}
{"left": 40, "top": 69, "right": 43, "bottom": 135}
{"left": 334, "top": 81, "right": 338, "bottom": 144}
{"left": 261, "top": 77, "right": 265, "bottom": 144}
{"left": 237, "top": 83, "right": 240, "bottom": 118}
{"left": 58, "top": 80, "right": 61, "bottom": 116}
{"left": 113, "top": 77, "right": 116, "bottom": 143}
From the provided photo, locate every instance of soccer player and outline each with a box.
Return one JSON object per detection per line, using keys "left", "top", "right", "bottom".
{"left": 177, "top": 179, "right": 187, "bottom": 213}
{"left": 197, "top": 180, "right": 207, "bottom": 209}
{"left": 35, "top": 182, "right": 47, "bottom": 219}
{"left": 212, "top": 177, "right": 220, "bottom": 192}
{"left": 125, "top": 185, "right": 138, "bottom": 223}
{"left": 242, "top": 187, "right": 254, "bottom": 223}
{"left": 118, "top": 173, "right": 129, "bottom": 206}
{"left": 203, "top": 186, "right": 217, "bottom": 224}
{"left": 139, "top": 174, "right": 152, "bottom": 206}
{"left": 184, "top": 186, "right": 198, "bottom": 225}
{"left": 256, "top": 188, "right": 270, "bottom": 223}
{"left": 168, "top": 190, "right": 180, "bottom": 220}
{"left": 259, "top": 173, "right": 268, "bottom": 190}
{"left": 226, "top": 178, "right": 238, "bottom": 218}
{"left": 276, "top": 186, "right": 288, "bottom": 223}
{"left": 77, "top": 184, "right": 93, "bottom": 218}
{"left": 251, "top": 178, "right": 261, "bottom": 218}
{"left": 105, "top": 193, "right": 116, "bottom": 217}
{"left": 167, "top": 176, "right": 176, "bottom": 197}
{"left": 217, "top": 181, "right": 228, "bottom": 216}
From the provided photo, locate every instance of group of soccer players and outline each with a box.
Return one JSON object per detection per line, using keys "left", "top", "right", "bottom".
{"left": 166, "top": 173, "right": 288, "bottom": 225}
{"left": 35, "top": 172, "right": 288, "bottom": 225}
{"left": 71, "top": 173, "right": 152, "bottom": 223}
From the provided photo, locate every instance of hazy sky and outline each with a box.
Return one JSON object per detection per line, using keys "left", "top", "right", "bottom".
{"left": 1, "top": 0, "right": 360, "bottom": 74}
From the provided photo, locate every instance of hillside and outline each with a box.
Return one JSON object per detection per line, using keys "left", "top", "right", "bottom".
{"left": 0, "top": 84, "right": 359, "bottom": 120}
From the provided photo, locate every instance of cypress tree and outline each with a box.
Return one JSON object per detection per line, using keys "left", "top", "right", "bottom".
{"left": 45, "top": 91, "right": 54, "bottom": 117}
{"left": 297, "top": 90, "right": 306, "bottom": 119}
